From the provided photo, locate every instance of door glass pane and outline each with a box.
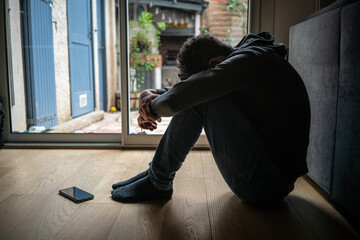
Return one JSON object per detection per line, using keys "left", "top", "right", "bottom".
{"left": 5, "top": 0, "right": 121, "bottom": 134}
{"left": 127, "top": 0, "right": 248, "bottom": 135}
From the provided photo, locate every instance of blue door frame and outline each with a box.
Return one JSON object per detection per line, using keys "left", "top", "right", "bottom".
{"left": 97, "top": 0, "right": 107, "bottom": 111}
{"left": 68, "top": 0, "right": 95, "bottom": 117}
{"left": 23, "top": 0, "right": 57, "bottom": 129}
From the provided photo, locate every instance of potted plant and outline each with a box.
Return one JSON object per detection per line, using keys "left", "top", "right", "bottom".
{"left": 129, "top": 11, "right": 166, "bottom": 95}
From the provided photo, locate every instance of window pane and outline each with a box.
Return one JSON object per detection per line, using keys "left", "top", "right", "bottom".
{"left": 6, "top": 0, "right": 121, "bottom": 134}
{"left": 127, "top": 0, "right": 248, "bottom": 135}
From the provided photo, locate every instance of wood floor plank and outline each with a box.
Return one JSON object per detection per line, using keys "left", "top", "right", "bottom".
{"left": 0, "top": 150, "right": 46, "bottom": 177}
{"left": 107, "top": 201, "right": 165, "bottom": 240}
{"left": 12, "top": 151, "right": 88, "bottom": 195}
{"left": 0, "top": 150, "right": 91, "bottom": 229}
{"left": 0, "top": 194, "right": 44, "bottom": 237}
{"left": 176, "top": 151, "right": 204, "bottom": 179}
{"left": 0, "top": 150, "right": 116, "bottom": 240}
{"left": 0, "top": 149, "right": 26, "bottom": 163}
{"left": 56, "top": 150, "right": 115, "bottom": 192}
{"left": 106, "top": 150, "right": 166, "bottom": 239}
{"left": 0, "top": 167, "right": 11, "bottom": 178}
{"left": 139, "top": 150, "right": 154, "bottom": 172}
{"left": 0, "top": 149, "right": 46, "bottom": 168}
{"left": 201, "top": 151, "right": 316, "bottom": 240}
{"left": 0, "top": 150, "right": 70, "bottom": 203}
{"left": 90, "top": 150, "right": 150, "bottom": 204}
{"left": 0, "top": 193, "right": 78, "bottom": 240}
{"left": 0, "top": 149, "right": 358, "bottom": 240}
{"left": 288, "top": 177, "right": 360, "bottom": 240}
{"left": 160, "top": 177, "right": 212, "bottom": 240}
{"left": 55, "top": 203, "right": 121, "bottom": 240}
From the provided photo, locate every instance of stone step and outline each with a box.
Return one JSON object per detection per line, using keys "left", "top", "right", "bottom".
{"left": 48, "top": 111, "right": 105, "bottom": 133}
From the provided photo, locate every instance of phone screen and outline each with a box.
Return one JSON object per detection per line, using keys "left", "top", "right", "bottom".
{"left": 59, "top": 187, "right": 94, "bottom": 203}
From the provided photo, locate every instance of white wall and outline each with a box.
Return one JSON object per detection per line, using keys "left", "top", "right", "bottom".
{"left": 8, "top": 0, "right": 27, "bottom": 132}
{"left": 105, "top": 0, "right": 118, "bottom": 111}
{"left": 52, "top": 0, "right": 71, "bottom": 124}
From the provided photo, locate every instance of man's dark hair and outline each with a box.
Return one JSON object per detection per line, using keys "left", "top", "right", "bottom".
{"left": 177, "top": 34, "right": 234, "bottom": 80}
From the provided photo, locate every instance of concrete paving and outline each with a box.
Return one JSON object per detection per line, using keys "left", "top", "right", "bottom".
{"left": 48, "top": 111, "right": 105, "bottom": 133}
{"left": 76, "top": 111, "right": 172, "bottom": 134}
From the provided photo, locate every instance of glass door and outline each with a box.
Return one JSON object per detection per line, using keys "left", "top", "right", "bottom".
{"left": 119, "top": 0, "right": 204, "bottom": 147}
{"left": 121, "top": 0, "right": 248, "bottom": 147}
{"left": 2, "top": 0, "right": 122, "bottom": 145}
{"left": 1, "top": 0, "right": 248, "bottom": 147}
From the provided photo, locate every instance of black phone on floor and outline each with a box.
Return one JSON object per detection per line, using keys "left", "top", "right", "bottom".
{"left": 59, "top": 187, "right": 94, "bottom": 203}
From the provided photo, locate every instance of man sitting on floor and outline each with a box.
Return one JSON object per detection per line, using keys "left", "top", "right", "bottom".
{"left": 111, "top": 32, "right": 310, "bottom": 206}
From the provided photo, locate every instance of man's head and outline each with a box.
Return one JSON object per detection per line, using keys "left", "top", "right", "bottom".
{"left": 177, "top": 34, "right": 234, "bottom": 80}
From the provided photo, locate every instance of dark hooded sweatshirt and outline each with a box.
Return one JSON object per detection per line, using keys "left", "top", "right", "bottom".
{"left": 151, "top": 32, "right": 310, "bottom": 180}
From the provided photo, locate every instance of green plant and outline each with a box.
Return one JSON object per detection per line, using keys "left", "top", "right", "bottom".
{"left": 199, "top": 26, "right": 209, "bottom": 34}
{"left": 225, "top": 0, "right": 248, "bottom": 44}
{"left": 129, "top": 11, "right": 166, "bottom": 92}
{"left": 224, "top": 29, "right": 233, "bottom": 46}
{"left": 226, "top": 0, "right": 248, "bottom": 15}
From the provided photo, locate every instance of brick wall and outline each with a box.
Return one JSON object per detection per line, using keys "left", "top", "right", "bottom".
{"left": 201, "top": 0, "right": 247, "bottom": 46}
{"left": 159, "top": 36, "right": 188, "bottom": 66}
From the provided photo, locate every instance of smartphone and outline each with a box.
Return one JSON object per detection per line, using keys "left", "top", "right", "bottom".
{"left": 59, "top": 187, "right": 94, "bottom": 203}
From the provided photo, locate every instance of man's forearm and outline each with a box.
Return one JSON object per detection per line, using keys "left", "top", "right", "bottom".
{"left": 151, "top": 69, "right": 231, "bottom": 117}
{"left": 151, "top": 53, "right": 255, "bottom": 117}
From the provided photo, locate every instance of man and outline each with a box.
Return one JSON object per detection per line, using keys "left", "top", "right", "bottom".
{"left": 111, "top": 32, "right": 310, "bottom": 206}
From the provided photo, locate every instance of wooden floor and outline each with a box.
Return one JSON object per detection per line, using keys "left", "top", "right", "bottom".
{"left": 0, "top": 149, "right": 358, "bottom": 240}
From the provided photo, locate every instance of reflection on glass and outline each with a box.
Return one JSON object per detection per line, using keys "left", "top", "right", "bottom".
{"left": 128, "top": 0, "right": 248, "bottom": 135}
{"left": 6, "top": 0, "right": 120, "bottom": 134}
{"left": 5, "top": 0, "right": 248, "bottom": 135}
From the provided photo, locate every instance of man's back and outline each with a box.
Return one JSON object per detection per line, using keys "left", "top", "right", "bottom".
{"left": 151, "top": 33, "right": 310, "bottom": 180}
{"left": 229, "top": 52, "right": 310, "bottom": 179}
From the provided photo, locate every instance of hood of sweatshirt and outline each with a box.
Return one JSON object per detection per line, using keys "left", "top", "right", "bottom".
{"left": 230, "top": 32, "right": 287, "bottom": 58}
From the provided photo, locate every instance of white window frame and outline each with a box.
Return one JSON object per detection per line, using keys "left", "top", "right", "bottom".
{"left": 1, "top": 0, "right": 255, "bottom": 148}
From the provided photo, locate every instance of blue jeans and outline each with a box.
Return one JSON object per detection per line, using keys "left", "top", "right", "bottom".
{"left": 149, "top": 93, "right": 293, "bottom": 205}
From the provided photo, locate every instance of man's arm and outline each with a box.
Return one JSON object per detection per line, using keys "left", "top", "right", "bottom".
{"left": 156, "top": 87, "right": 172, "bottom": 94}
{"left": 138, "top": 87, "right": 172, "bottom": 120}
{"left": 137, "top": 87, "right": 172, "bottom": 130}
{"left": 151, "top": 53, "right": 257, "bottom": 117}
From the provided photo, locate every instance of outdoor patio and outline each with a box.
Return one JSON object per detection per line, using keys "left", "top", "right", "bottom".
{"left": 75, "top": 111, "right": 172, "bottom": 135}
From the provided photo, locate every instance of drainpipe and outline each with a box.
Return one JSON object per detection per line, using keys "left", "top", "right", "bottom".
{"left": 195, "top": 12, "right": 200, "bottom": 36}
{"left": 92, "top": 0, "right": 100, "bottom": 111}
